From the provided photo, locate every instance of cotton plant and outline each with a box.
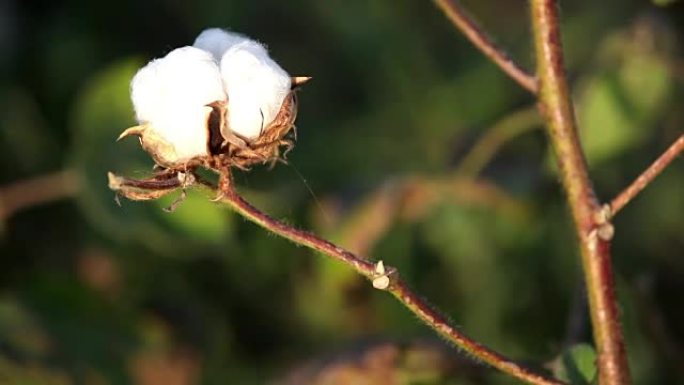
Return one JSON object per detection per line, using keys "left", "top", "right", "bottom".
{"left": 111, "top": 28, "right": 309, "bottom": 203}
{"left": 118, "top": 28, "right": 310, "bottom": 171}
{"left": 105, "top": 4, "right": 684, "bottom": 383}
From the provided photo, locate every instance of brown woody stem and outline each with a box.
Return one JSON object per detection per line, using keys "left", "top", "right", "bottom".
{"left": 433, "top": 0, "right": 538, "bottom": 93}
{"left": 210, "top": 177, "right": 563, "bottom": 385}
{"left": 530, "top": 1, "right": 630, "bottom": 384}
{"left": 0, "top": 169, "right": 80, "bottom": 222}
{"left": 610, "top": 133, "right": 684, "bottom": 217}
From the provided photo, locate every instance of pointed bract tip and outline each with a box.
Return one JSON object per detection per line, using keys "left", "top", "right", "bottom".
{"left": 117, "top": 125, "right": 147, "bottom": 141}
{"left": 291, "top": 76, "right": 312, "bottom": 89}
{"left": 375, "top": 260, "right": 386, "bottom": 275}
{"left": 107, "top": 172, "right": 124, "bottom": 190}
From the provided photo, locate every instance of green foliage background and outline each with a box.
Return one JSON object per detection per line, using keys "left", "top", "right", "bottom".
{"left": 0, "top": 0, "right": 682, "bottom": 384}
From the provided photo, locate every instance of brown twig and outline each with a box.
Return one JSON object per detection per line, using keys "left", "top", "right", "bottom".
{"left": 609, "top": 133, "right": 684, "bottom": 217}
{"left": 455, "top": 106, "right": 542, "bottom": 178}
{"left": 530, "top": 1, "right": 630, "bottom": 384}
{"left": 432, "top": 0, "right": 538, "bottom": 93}
{"left": 203, "top": 175, "right": 563, "bottom": 385}
{"left": 0, "top": 169, "right": 80, "bottom": 223}
{"left": 329, "top": 174, "right": 527, "bottom": 257}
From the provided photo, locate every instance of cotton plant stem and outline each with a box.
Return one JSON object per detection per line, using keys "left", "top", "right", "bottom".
{"left": 432, "top": 0, "right": 538, "bottom": 93}
{"left": 609, "top": 133, "right": 684, "bottom": 217}
{"left": 213, "top": 178, "right": 563, "bottom": 385}
{"left": 219, "top": 179, "right": 376, "bottom": 278}
{"left": 530, "top": 1, "right": 630, "bottom": 384}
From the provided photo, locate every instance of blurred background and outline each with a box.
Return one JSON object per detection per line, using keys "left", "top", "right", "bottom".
{"left": 0, "top": 0, "right": 683, "bottom": 384}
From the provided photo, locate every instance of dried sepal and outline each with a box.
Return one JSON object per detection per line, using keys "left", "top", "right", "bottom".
{"left": 225, "top": 88, "right": 300, "bottom": 169}
{"left": 107, "top": 171, "right": 190, "bottom": 201}
{"left": 291, "top": 76, "right": 312, "bottom": 90}
{"left": 119, "top": 105, "right": 216, "bottom": 169}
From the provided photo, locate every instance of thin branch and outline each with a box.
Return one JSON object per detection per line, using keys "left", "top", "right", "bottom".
{"left": 432, "top": 0, "right": 538, "bottom": 93}
{"left": 205, "top": 175, "right": 563, "bottom": 385}
{"left": 530, "top": 1, "right": 630, "bottom": 385}
{"left": 609, "top": 133, "right": 684, "bottom": 217}
{"left": 455, "top": 106, "right": 541, "bottom": 178}
{"left": 334, "top": 175, "right": 526, "bottom": 256}
{"left": 0, "top": 169, "right": 80, "bottom": 223}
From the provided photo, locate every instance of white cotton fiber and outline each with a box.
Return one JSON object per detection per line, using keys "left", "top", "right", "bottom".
{"left": 130, "top": 46, "right": 226, "bottom": 162}
{"left": 193, "top": 28, "right": 249, "bottom": 62}
{"left": 127, "top": 29, "right": 295, "bottom": 166}
{"left": 220, "top": 40, "right": 291, "bottom": 139}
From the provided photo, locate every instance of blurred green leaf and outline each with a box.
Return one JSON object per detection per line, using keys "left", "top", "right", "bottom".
{"left": 0, "top": 299, "right": 51, "bottom": 358}
{"left": 619, "top": 55, "right": 671, "bottom": 118}
{"left": 554, "top": 344, "right": 597, "bottom": 385}
{"left": 577, "top": 25, "right": 674, "bottom": 165}
{"left": 69, "top": 58, "right": 232, "bottom": 254}
{"left": 0, "top": 357, "right": 71, "bottom": 385}
{"left": 577, "top": 74, "right": 640, "bottom": 164}
{"left": 153, "top": 193, "right": 232, "bottom": 243}
{"left": 651, "top": 0, "right": 678, "bottom": 6}
{"left": 0, "top": 88, "right": 58, "bottom": 173}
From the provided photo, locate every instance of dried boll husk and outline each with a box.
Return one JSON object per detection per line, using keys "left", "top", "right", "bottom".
{"left": 212, "top": 76, "right": 311, "bottom": 170}
{"left": 121, "top": 76, "right": 310, "bottom": 171}
{"left": 224, "top": 84, "right": 299, "bottom": 169}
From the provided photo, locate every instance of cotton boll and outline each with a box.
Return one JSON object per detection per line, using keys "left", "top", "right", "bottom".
{"left": 131, "top": 46, "right": 225, "bottom": 126}
{"left": 129, "top": 46, "right": 226, "bottom": 164}
{"left": 220, "top": 40, "right": 291, "bottom": 140}
{"left": 193, "top": 28, "right": 248, "bottom": 62}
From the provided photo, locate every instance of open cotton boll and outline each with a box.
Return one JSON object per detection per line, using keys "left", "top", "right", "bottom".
{"left": 193, "top": 28, "right": 249, "bottom": 62}
{"left": 130, "top": 46, "right": 226, "bottom": 163}
{"left": 131, "top": 46, "right": 225, "bottom": 128}
{"left": 220, "top": 40, "right": 291, "bottom": 140}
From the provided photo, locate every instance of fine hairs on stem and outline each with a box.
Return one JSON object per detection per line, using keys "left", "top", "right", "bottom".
{"left": 432, "top": 0, "right": 538, "bottom": 93}
{"left": 609, "top": 133, "right": 684, "bottom": 217}
{"left": 530, "top": 0, "right": 629, "bottom": 384}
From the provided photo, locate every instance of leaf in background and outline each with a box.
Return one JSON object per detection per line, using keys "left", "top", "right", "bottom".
{"left": 553, "top": 343, "right": 597, "bottom": 385}
{"left": 577, "top": 74, "right": 640, "bottom": 165}
{"left": 0, "top": 298, "right": 51, "bottom": 358}
{"left": 651, "top": 0, "right": 678, "bottom": 6}
{"left": 69, "top": 58, "right": 232, "bottom": 254}
{"left": 420, "top": 204, "right": 516, "bottom": 351}
{"left": 0, "top": 88, "right": 59, "bottom": 173}
{"left": 152, "top": 193, "right": 231, "bottom": 243}
{"left": 20, "top": 273, "right": 133, "bottom": 384}
{"left": 576, "top": 21, "right": 674, "bottom": 165}
{"left": 0, "top": 357, "right": 72, "bottom": 385}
